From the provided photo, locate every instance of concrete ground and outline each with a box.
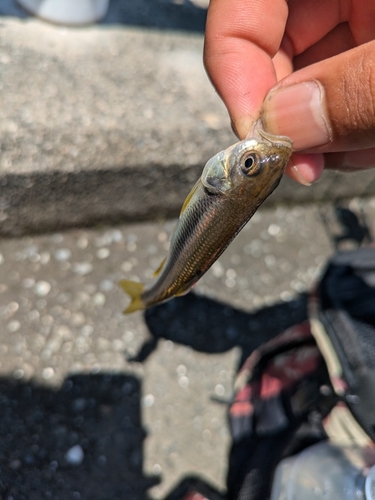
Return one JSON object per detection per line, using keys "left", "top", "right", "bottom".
{"left": 1, "top": 197, "right": 375, "bottom": 499}
{"left": 1, "top": 0, "right": 375, "bottom": 236}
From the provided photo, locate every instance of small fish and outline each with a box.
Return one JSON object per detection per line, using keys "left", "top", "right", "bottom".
{"left": 120, "top": 122, "right": 292, "bottom": 313}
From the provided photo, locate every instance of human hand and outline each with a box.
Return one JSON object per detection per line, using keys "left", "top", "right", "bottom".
{"left": 204, "top": 0, "right": 375, "bottom": 185}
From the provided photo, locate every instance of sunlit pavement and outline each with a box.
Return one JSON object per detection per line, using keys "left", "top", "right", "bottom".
{"left": 1, "top": 199, "right": 374, "bottom": 498}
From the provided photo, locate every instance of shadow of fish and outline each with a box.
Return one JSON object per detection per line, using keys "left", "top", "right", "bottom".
{"left": 120, "top": 123, "right": 292, "bottom": 313}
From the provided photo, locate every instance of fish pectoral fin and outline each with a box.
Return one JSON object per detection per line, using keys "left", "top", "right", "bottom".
{"left": 179, "top": 179, "right": 201, "bottom": 216}
{"left": 153, "top": 257, "right": 166, "bottom": 277}
{"left": 119, "top": 280, "right": 145, "bottom": 314}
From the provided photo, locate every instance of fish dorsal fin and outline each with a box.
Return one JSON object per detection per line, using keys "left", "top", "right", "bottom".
{"left": 153, "top": 257, "right": 166, "bottom": 277}
{"left": 180, "top": 179, "right": 200, "bottom": 216}
{"left": 119, "top": 280, "right": 145, "bottom": 314}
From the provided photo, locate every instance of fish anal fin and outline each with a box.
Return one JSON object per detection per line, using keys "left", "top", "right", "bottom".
{"left": 175, "top": 280, "right": 195, "bottom": 297}
{"left": 175, "top": 287, "right": 191, "bottom": 297}
{"left": 175, "top": 271, "right": 202, "bottom": 297}
{"left": 153, "top": 257, "right": 166, "bottom": 277}
{"left": 119, "top": 280, "right": 145, "bottom": 314}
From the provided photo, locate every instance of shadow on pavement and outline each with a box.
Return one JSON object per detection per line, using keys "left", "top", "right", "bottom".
{"left": 0, "top": 293, "right": 307, "bottom": 500}
{"left": 103, "top": 0, "right": 207, "bottom": 32}
{"left": 0, "top": 373, "right": 158, "bottom": 500}
{"left": 321, "top": 204, "right": 373, "bottom": 250}
{"left": 136, "top": 293, "right": 308, "bottom": 367}
{"left": 0, "top": 0, "right": 207, "bottom": 33}
{"left": 163, "top": 475, "right": 225, "bottom": 500}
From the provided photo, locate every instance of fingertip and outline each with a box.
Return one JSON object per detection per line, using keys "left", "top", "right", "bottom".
{"left": 285, "top": 153, "right": 325, "bottom": 185}
{"left": 231, "top": 116, "right": 256, "bottom": 140}
{"left": 204, "top": 0, "right": 288, "bottom": 139}
{"left": 262, "top": 81, "right": 332, "bottom": 150}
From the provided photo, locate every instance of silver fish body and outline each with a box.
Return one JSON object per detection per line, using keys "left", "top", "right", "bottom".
{"left": 120, "top": 125, "right": 292, "bottom": 313}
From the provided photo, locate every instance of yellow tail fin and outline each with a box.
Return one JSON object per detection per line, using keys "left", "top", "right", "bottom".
{"left": 119, "top": 280, "right": 145, "bottom": 314}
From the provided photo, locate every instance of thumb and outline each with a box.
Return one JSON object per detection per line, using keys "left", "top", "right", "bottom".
{"left": 261, "top": 41, "right": 375, "bottom": 153}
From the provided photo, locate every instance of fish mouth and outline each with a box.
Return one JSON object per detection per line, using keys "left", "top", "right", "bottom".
{"left": 248, "top": 119, "right": 293, "bottom": 150}
{"left": 258, "top": 129, "right": 293, "bottom": 150}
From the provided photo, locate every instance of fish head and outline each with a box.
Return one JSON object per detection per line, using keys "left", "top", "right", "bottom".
{"left": 201, "top": 128, "right": 293, "bottom": 198}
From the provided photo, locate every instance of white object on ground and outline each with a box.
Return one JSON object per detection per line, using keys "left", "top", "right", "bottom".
{"left": 65, "top": 445, "right": 84, "bottom": 466}
{"left": 16, "top": 0, "right": 110, "bottom": 25}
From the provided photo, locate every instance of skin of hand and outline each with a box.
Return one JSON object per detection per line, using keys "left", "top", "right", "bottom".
{"left": 204, "top": 0, "right": 375, "bottom": 185}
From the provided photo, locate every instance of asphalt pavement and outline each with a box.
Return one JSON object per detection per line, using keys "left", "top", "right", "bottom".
{"left": 1, "top": 197, "right": 375, "bottom": 499}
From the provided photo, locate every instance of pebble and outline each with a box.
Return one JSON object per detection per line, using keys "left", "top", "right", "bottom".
{"left": 178, "top": 376, "right": 189, "bottom": 388}
{"left": 55, "top": 249, "right": 72, "bottom": 261}
{"left": 96, "top": 248, "right": 110, "bottom": 259}
{"left": 34, "top": 281, "right": 51, "bottom": 297}
{"left": 214, "top": 384, "right": 225, "bottom": 396}
{"left": 42, "top": 367, "right": 55, "bottom": 380}
{"left": 93, "top": 292, "right": 106, "bottom": 306}
{"left": 7, "top": 320, "right": 21, "bottom": 332}
{"left": 143, "top": 394, "right": 155, "bottom": 408}
{"left": 176, "top": 364, "right": 187, "bottom": 376}
{"left": 211, "top": 261, "right": 224, "bottom": 278}
{"left": 152, "top": 463, "right": 162, "bottom": 475}
{"left": 65, "top": 445, "right": 84, "bottom": 466}
{"left": 73, "top": 262, "right": 93, "bottom": 275}
{"left": 100, "top": 279, "right": 113, "bottom": 291}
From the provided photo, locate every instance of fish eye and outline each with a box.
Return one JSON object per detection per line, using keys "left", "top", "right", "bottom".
{"left": 240, "top": 153, "right": 261, "bottom": 176}
{"left": 245, "top": 156, "right": 254, "bottom": 169}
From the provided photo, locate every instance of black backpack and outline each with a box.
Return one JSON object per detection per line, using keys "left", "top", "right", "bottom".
{"left": 227, "top": 245, "right": 375, "bottom": 500}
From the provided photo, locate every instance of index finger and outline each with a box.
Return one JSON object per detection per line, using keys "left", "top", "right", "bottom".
{"left": 204, "top": 0, "right": 289, "bottom": 139}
